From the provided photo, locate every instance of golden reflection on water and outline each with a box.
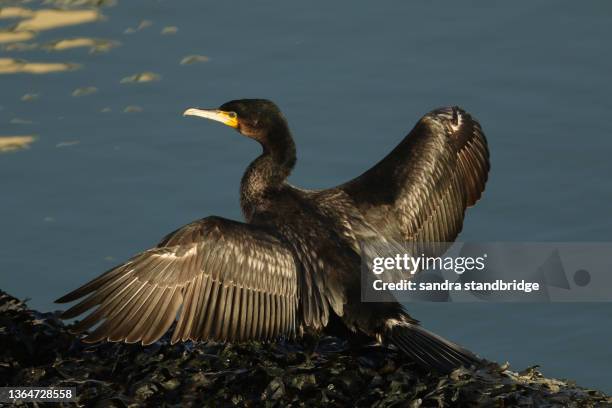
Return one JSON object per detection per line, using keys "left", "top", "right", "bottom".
{"left": 0, "top": 2, "right": 122, "bottom": 160}
{"left": 123, "top": 19, "right": 151, "bottom": 34}
{"left": 0, "top": 0, "right": 201, "bottom": 148}
{"left": 43, "top": 37, "right": 119, "bottom": 53}
{"left": 0, "top": 30, "right": 34, "bottom": 44}
{"left": 21, "top": 93, "right": 39, "bottom": 102}
{"left": 0, "top": 135, "right": 36, "bottom": 153}
{"left": 120, "top": 71, "right": 161, "bottom": 83}
{"left": 71, "top": 86, "right": 98, "bottom": 97}
{"left": 55, "top": 140, "right": 80, "bottom": 148}
{"left": 180, "top": 54, "right": 209, "bottom": 65}
{"left": 161, "top": 26, "right": 177, "bottom": 35}
{"left": 0, "top": 4, "right": 109, "bottom": 73}
{"left": 0, "top": 57, "right": 79, "bottom": 74}
{"left": 123, "top": 105, "right": 143, "bottom": 113}
{"left": 15, "top": 8, "right": 99, "bottom": 31}
{"left": 0, "top": 6, "right": 33, "bottom": 19}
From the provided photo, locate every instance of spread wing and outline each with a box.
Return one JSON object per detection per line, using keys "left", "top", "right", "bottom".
{"left": 335, "top": 106, "right": 489, "bottom": 246}
{"left": 56, "top": 216, "right": 298, "bottom": 345}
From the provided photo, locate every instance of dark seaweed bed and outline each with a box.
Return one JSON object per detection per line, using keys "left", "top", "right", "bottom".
{"left": 0, "top": 290, "right": 610, "bottom": 407}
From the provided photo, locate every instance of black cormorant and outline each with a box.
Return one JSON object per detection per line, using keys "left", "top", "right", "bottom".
{"left": 56, "top": 99, "right": 490, "bottom": 372}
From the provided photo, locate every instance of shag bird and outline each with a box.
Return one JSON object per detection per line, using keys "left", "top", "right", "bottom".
{"left": 56, "top": 99, "right": 489, "bottom": 372}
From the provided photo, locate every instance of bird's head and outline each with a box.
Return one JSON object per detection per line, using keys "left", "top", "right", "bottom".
{"left": 184, "top": 99, "right": 290, "bottom": 146}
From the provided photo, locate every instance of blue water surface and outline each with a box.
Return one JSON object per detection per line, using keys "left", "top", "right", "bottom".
{"left": 1, "top": 0, "right": 610, "bottom": 392}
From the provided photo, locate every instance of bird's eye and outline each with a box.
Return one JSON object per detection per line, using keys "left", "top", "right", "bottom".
{"left": 228, "top": 112, "right": 237, "bottom": 119}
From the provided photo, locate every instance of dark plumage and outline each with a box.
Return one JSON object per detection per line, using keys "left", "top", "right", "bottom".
{"left": 56, "top": 99, "right": 490, "bottom": 372}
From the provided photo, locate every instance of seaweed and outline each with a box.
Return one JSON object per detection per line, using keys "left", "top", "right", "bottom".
{"left": 1, "top": 290, "right": 610, "bottom": 407}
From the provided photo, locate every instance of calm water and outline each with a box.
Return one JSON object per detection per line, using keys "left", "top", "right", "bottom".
{"left": 1, "top": 0, "right": 611, "bottom": 392}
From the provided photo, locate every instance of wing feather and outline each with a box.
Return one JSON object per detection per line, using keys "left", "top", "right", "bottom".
{"left": 56, "top": 216, "right": 299, "bottom": 345}
{"left": 334, "top": 106, "right": 489, "bottom": 248}
{"left": 201, "top": 278, "right": 220, "bottom": 340}
{"left": 126, "top": 286, "right": 166, "bottom": 343}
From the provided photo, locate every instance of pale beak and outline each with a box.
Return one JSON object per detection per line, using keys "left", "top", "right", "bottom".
{"left": 183, "top": 108, "right": 239, "bottom": 128}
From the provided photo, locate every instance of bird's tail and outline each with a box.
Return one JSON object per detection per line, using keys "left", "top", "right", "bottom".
{"left": 385, "top": 319, "right": 482, "bottom": 373}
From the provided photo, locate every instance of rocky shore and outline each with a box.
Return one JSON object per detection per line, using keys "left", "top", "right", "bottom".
{"left": 1, "top": 290, "right": 610, "bottom": 407}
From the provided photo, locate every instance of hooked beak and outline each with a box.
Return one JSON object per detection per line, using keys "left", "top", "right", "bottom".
{"left": 183, "top": 108, "right": 239, "bottom": 128}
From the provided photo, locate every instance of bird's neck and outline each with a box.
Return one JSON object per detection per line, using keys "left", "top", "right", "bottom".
{"left": 240, "top": 129, "right": 296, "bottom": 220}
